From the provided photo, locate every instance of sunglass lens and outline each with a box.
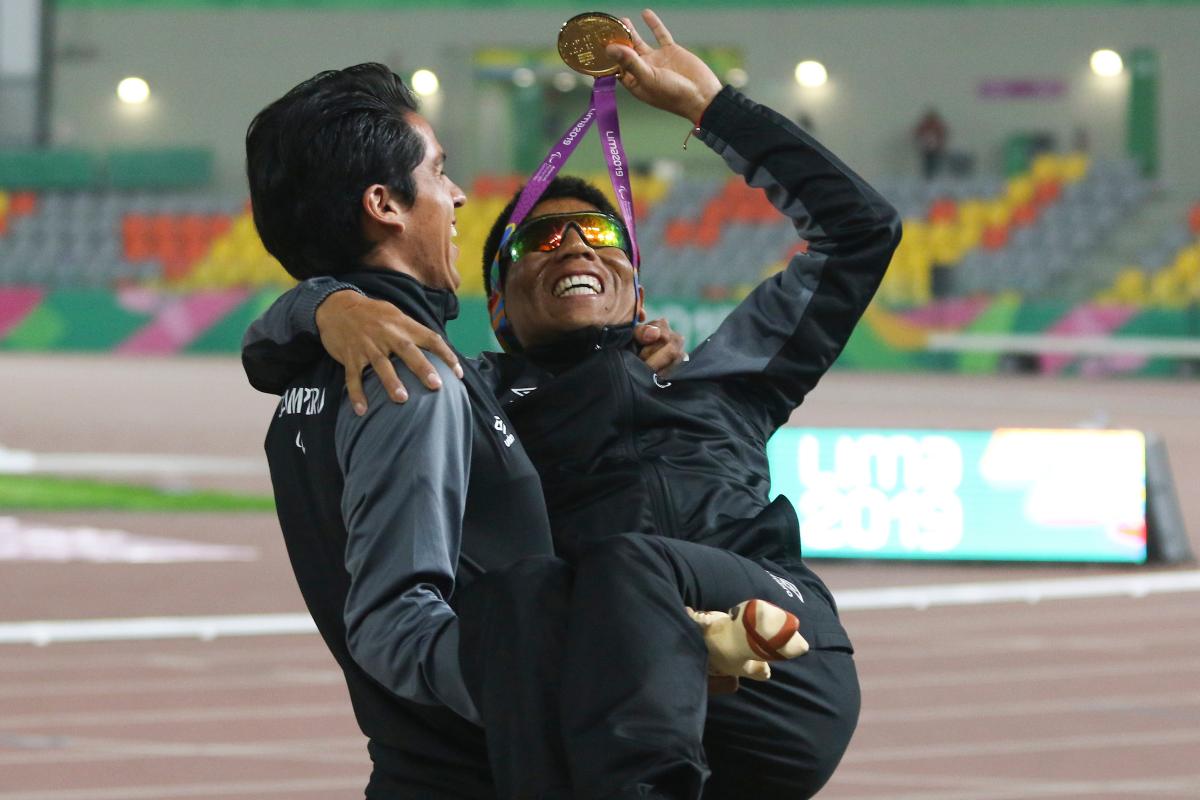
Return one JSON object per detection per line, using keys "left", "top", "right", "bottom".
{"left": 509, "top": 213, "right": 629, "bottom": 262}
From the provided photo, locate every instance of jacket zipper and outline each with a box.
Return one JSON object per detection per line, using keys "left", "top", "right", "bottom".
{"left": 611, "top": 348, "right": 677, "bottom": 537}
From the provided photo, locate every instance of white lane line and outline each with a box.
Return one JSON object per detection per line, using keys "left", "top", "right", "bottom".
{"left": 835, "top": 570, "right": 1200, "bottom": 610}
{"left": 2, "top": 571, "right": 1200, "bottom": 646}
{"left": 0, "top": 614, "right": 317, "bottom": 646}
{"left": 0, "top": 644, "right": 326, "bottom": 672}
{"left": 0, "top": 517, "right": 258, "bottom": 564}
{"left": 852, "top": 627, "right": 1200, "bottom": 663}
{"left": 0, "top": 446, "right": 264, "bottom": 477}
{"left": 0, "top": 776, "right": 366, "bottom": 800}
{"left": 0, "top": 668, "right": 343, "bottom": 699}
{"left": 833, "top": 769, "right": 1200, "bottom": 795}
{"left": 846, "top": 594, "right": 1200, "bottom": 637}
{"left": 832, "top": 773, "right": 1200, "bottom": 800}
{"left": 844, "top": 726, "right": 1200, "bottom": 764}
{"left": 863, "top": 655, "right": 1200, "bottom": 691}
{"left": 0, "top": 703, "right": 351, "bottom": 730}
{"left": 0, "top": 735, "right": 363, "bottom": 767}
{"left": 860, "top": 689, "right": 1200, "bottom": 724}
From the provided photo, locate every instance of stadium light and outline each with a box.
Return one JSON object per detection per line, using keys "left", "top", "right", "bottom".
{"left": 513, "top": 67, "right": 537, "bottom": 89}
{"left": 552, "top": 71, "right": 578, "bottom": 93}
{"left": 794, "top": 60, "right": 827, "bottom": 88}
{"left": 116, "top": 77, "right": 150, "bottom": 105}
{"left": 1090, "top": 49, "right": 1123, "bottom": 77}
{"left": 411, "top": 69, "right": 440, "bottom": 97}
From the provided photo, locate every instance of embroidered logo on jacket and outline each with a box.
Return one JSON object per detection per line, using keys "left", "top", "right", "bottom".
{"left": 765, "top": 570, "right": 804, "bottom": 603}
{"left": 493, "top": 416, "right": 515, "bottom": 448}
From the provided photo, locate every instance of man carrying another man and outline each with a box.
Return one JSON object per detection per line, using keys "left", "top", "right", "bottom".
{"left": 245, "top": 9, "right": 900, "bottom": 799}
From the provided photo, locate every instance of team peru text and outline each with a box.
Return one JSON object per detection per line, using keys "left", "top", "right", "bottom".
{"left": 278, "top": 386, "right": 326, "bottom": 417}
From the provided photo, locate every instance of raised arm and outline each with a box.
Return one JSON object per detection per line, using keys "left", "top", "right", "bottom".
{"left": 335, "top": 356, "right": 479, "bottom": 723}
{"left": 682, "top": 86, "right": 902, "bottom": 428}
{"left": 609, "top": 10, "right": 902, "bottom": 430}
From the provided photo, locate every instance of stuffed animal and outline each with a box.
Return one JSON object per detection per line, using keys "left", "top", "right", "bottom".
{"left": 688, "top": 599, "right": 808, "bottom": 683}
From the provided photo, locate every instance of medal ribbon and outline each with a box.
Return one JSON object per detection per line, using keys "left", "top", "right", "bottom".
{"left": 488, "top": 75, "right": 640, "bottom": 352}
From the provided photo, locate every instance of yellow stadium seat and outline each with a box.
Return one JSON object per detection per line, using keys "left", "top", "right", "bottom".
{"left": 878, "top": 256, "right": 909, "bottom": 306}
{"left": 957, "top": 199, "right": 987, "bottom": 228}
{"left": 985, "top": 200, "right": 1012, "bottom": 228}
{"left": 885, "top": 244, "right": 934, "bottom": 306}
{"left": 929, "top": 221, "right": 962, "bottom": 266}
{"left": 0, "top": 191, "right": 9, "bottom": 217}
{"left": 632, "top": 175, "right": 670, "bottom": 208}
{"left": 1186, "top": 273, "right": 1200, "bottom": 303}
{"left": 1005, "top": 176, "right": 1035, "bottom": 207}
{"left": 1112, "top": 268, "right": 1147, "bottom": 305}
{"left": 1149, "top": 270, "right": 1186, "bottom": 308}
{"left": 901, "top": 219, "right": 928, "bottom": 245}
{"left": 1061, "top": 154, "right": 1089, "bottom": 183}
{"left": 957, "top": 223, "right": 983, "bottom": 251}
{"left": 1174, "top": 246, "right": 1200, "bottom": 280}
{"left": 1030, "top": 154, "right": 1063, "bottom": 183}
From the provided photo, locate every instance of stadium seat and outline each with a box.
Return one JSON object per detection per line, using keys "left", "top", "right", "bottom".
{"left": 9, "top": 192, "right": 37, "bottom": 217}
{"left": 981, "top": 225, "right": 1009, "bottom": 251}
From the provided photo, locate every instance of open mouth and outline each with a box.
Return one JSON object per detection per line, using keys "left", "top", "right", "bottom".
{"left": 552, "top": 274, "right": 603, "bottom": 298}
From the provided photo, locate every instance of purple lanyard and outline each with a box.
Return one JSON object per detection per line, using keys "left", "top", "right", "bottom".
{"left": 500, "top": 75, "right": 639, "bottom": 267}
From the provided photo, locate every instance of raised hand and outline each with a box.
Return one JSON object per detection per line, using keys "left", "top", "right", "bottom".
{"left": 606, "top": 9, "right": 723, "bottom": 125}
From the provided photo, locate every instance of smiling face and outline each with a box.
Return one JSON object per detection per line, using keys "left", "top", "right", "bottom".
{"left": 501, "top": 197, "right": 643, "bottom": 349}
{"left": 394, "top": 114, "right": 466, "bottom": 290}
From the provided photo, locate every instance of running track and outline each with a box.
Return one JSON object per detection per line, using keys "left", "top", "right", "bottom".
{"left": 1, "top": 355, "right": 1197, "bottom": 799}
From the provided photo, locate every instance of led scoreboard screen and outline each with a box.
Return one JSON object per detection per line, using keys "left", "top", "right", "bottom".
{"left": 767, "top": 428, "right": 1148, "bottom": 563}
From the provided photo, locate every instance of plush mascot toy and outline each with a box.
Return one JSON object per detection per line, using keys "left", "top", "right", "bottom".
{"left": 689, "top": 600, "right": 808, "bottom": 690}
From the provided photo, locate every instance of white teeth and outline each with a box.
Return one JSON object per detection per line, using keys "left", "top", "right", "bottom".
{"left": 450, "top": 223, "right": 458, "bottom": 238}
{"left": 552, "top": 275, "right": 602, "bottom": 298}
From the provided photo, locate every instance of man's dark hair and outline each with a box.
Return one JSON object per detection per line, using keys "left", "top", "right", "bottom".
{"left": 246, "top": 63, "right": 426, "bottom": 280}
{"left": 482, "top": 175, "right": 623, "bottom": 295}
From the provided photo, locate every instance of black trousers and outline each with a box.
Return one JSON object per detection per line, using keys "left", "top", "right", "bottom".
{"left": 452, "top": 534, "right": 859, "bottom": 800}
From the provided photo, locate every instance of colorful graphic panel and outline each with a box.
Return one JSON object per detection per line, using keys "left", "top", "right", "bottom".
{"left": 768, "top": 427, "right": 1147, "bottom": 563}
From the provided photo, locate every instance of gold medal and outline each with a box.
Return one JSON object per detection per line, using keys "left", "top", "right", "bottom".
{"left": 557, "top": 12, "right": 634, "bottom": 77}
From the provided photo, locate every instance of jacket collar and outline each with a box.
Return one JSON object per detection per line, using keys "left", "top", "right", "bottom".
{"left": 521, "top": 323, "right": 637, "bottom": 373}
{"left": 337, "top": 268, "right": 460, "bottom": 332}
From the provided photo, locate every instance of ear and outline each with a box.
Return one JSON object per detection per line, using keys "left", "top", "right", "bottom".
{"left": 362, "top": 184, "right": 406, "bottom": 234}
{"left": 635, "top": 285, "right": 646, "bottom": 322}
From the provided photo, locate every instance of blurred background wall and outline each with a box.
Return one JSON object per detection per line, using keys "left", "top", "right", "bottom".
{"left": 2, "top": 1, "right": 1198, "bottom": 373}
{"left": 46, "top": 3, "right": 1200, "bottom": 192}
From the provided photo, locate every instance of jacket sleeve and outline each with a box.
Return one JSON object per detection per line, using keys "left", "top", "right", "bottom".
{"left": 242, "top": 277, "right": 363, "bottom": 395}
{"left": 334, "top": 356, "right": 479, "bottom": 724}
{"left": 679, "top": 86, "right": 902, "bottom": 431}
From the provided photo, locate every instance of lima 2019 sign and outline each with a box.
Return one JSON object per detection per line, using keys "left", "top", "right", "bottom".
{"left": 767, "top": 428, "right": 1147, "bottom": 563}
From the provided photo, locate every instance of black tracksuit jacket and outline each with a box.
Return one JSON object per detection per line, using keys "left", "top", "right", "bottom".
{"left": 473, "top": 85, "right": 901, "bottom": 622}
{"left": 244, "top": 82, "right": 901, "bottom": 767}
{"left": 255, "top": 272, "right": 555, "bottom": 795}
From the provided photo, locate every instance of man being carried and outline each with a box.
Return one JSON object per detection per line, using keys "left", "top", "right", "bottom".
{"left": 246, "top": 10, "right": 901, "bottom": 799}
